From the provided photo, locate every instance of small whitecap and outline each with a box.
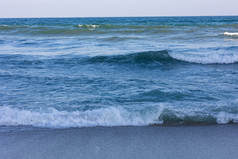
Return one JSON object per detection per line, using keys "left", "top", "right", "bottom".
{"left": 224, "top": 32, "right": 238, "bottom": 36}
{"left": 86, "top": 25, "right": 99, "bottom": 28}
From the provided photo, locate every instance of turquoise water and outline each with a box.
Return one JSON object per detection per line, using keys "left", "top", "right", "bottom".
{"left": 0, "top": 16, "right": 238, "bottom": 128}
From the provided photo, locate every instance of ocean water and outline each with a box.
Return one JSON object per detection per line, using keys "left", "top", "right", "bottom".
{"left": 0, "top": 16, "right": 238, "bottom": 128}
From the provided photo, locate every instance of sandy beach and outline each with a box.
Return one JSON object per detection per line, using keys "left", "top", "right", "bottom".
{"left": 1, "top": 124, "right": 238, "bottom": 159}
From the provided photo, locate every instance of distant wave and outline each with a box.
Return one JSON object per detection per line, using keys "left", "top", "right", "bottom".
{"left": 0, "top": 24, "right": 29, "bottom": 30}
{"left": 78, "top": 24, "right": 99, "bottom": 28}
{"left": 77, "top": 24, "right": 170, "bottom": 30}
{"left": 78, "top": 24, "right": 99, "bottom": 31}
{"left": 82, "top": 50, "right": 238, "bottom": 65}
{"left": 0, "top": 24, "right": 171, "bottom": 36}
{"left": 0, "top": 106, "right": 237, "bottom": 128}
{"left": 85, "top": 50, "right": 178, "bottom": 65}
{"left": 4, "top": 24, "right": 238, "bottom": 37}
{"left": 2, "top": 50, "right": 238, "bottom": 66}
{"left": 0, "top": 51, "right": 178, "bottom": 66}
{"left": 224, "top": 32, "right": 238, "bottom": 36}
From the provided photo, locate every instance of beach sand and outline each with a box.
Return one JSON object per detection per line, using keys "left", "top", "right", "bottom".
{"left": 1, "top": 124, "right": 238, "bottom": 159}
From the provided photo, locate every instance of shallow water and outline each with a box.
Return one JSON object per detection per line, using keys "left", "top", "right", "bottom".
{"left": 0, "top": 16, "right": 238, "bottom": 128}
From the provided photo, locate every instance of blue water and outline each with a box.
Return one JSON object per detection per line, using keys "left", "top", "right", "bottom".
{"left": 0, "top": 16, "right": 238, "bottom": 128}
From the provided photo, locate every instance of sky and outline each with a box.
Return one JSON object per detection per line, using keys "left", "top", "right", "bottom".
{"left": 0, "top": 0, "right": 238, "bottom": 18}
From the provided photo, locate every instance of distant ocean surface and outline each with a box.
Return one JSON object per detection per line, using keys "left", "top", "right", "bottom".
{"left": 0, "top": 16, "right": 238, "bottom": 128}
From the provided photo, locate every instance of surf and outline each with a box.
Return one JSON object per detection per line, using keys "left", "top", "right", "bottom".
{"left": 0, "top": 105, "right": 237, "bottom": 128}
{"left": 224, "top": 32, "right": 238, "bottom": 36}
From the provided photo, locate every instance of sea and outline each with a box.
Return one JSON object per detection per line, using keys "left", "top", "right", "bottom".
{"left": 0, "top": 16, "right": 238, "bottom": 129}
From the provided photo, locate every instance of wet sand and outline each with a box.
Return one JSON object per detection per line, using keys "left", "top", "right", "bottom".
{"left": 1, "top": 124, "right": 238, "bottom": 159}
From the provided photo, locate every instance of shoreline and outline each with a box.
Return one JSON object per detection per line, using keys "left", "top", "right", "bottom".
{"left": 1, "top": 122, "right": 237, "bottom": 133}
{"left": 1, "top": 124, "right": 238, "bottom": 159}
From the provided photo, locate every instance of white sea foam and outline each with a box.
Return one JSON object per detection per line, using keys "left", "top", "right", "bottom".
{"left": 86, "top": 25, "right": 99, "bottom": 28}
{"left": 216, "top": 112, "right": 238, "bottom": 124}
{"left": 169, "top": 51, "right": 238, "bottom": 64}
{"left": 0, "top": 106, "right": 237, "bottom": 128}
{"left": 0, "top": 106, "right": 163, "bottom": 128}
{"left": 78, "top": 24, "right": 99, "bottom": 30}
{"left": 224, "top": 32, "right": 238, "bottom": 36}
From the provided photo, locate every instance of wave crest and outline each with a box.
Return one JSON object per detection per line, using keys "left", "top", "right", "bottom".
{"left": 87, "top": 50, "right": 238, "bottom": 65}
{"left": 1, "top": 106, "right": 238, "bottom": 128}
{"left": 169, "top": 51, "right": 238, "bottom": 64}
{"left": 0, "top": 106, "right": 163, "bottom": 128}
{"left": 224, "top": 32, "right": 238, "bottom": 36}
{"left": 86, "top": 50, "right": 177, "bottom": 65}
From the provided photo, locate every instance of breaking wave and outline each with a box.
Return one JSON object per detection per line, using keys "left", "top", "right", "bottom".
{"left": 2, "top": 49, "right": 238, "bottom": 66}
{"left": 85, "top": 50, "right": 177, "bottom": 64}
{"left": 0, "top": 106, "right": 163, "bottom": 128}
{"left": 169, "top": 50, "right": 238, "bottom": 64}
{"left": 0, "top": 106, "right": 238, "bottom": 128}
{"left": 80, "top": 50, "right": 238, "bottom": 65}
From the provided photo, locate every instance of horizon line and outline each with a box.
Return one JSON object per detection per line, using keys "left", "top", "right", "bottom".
{"left": 1, "top": 15, "right": 238, "bottom": 19}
